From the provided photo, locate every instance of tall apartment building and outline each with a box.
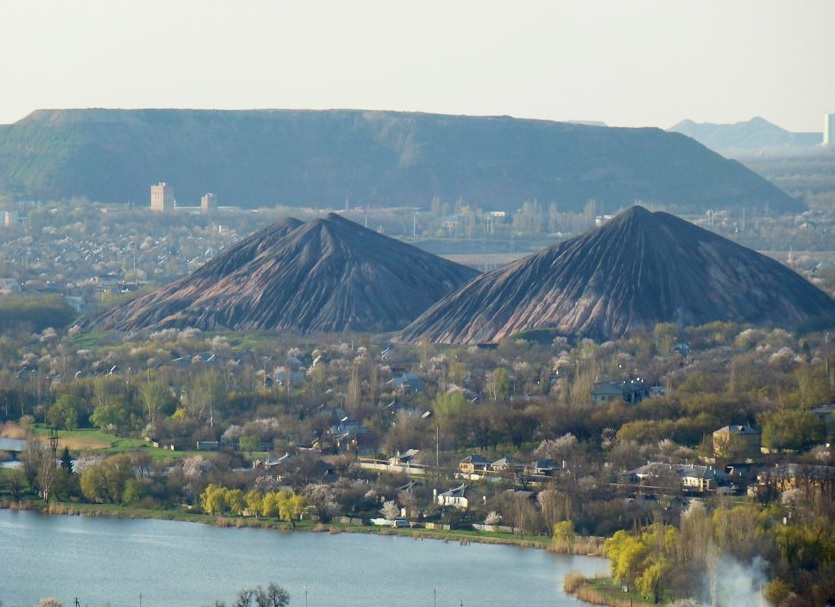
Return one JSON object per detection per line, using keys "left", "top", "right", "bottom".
{"left": 201, "top": 192, "right": 217, "bottom": 213}
{"left": 824, "top": 113, "right": 835, "bottom": 148}
{"left": 150, "top": 182, "right": 175, "bottom": 212}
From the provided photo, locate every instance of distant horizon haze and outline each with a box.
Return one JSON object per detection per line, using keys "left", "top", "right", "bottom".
{"left": 1, "top": 0, "right": 833, "bottom": 132}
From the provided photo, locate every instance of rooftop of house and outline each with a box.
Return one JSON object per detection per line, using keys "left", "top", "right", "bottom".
{"left": 460, "top": 454, "right": 492, "bottom": 465}
{"left": 714, "top": 424, "right": 761, "bottom": 435}
{"left": 592, "top": 378, "right": 648, "bottom": 396}
{"left": 630, "top": 462, "right": 730, "bottom": 481}
{"left": 391, "top": 448, "right": 420, "bottom": 463}
{"left": 438, "top": 484, "right": 468, "bottom": 498}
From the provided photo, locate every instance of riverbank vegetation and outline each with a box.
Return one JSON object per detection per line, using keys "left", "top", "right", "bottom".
{"left": 1, "top": 317, "right": 834, "bottom": 606}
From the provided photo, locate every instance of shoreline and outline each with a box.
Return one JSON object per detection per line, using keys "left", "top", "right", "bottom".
{"left": 564, "top": 573, "right": 660, "bottom": 607}
{"left": 4, "top": 500, "right": 623, "bottom": 606}
{"left": 0, "top": 499, "right": 605, "bottom": 557}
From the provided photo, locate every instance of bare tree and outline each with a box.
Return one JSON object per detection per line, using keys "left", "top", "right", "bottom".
{"left": 230, "top": 584, "right": 289, "bottom": 607}
{"left": 256, "top": 584, "right": 290, "bottom": 607}
{"left": 21, "top": 435, "right": 57, "bottom": 501}
{"left": 233, "top": 589, "right": 256, "bottom": 607}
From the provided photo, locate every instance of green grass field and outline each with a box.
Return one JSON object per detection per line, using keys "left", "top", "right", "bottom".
{"left": 31, "top": 426, "right": 221, "bottom": 461}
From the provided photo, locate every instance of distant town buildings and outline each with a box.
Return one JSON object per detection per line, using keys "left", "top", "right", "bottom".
{"left": 824, "top": 113, "right": 835, "bottom": 148}
{"left": 201, "top": 192, "right": 217, "bottom": 213}
{"left": 150, "top": 182, "right": 175, "bottom": 212}
{"left": 3, "top": 210, "right": 18, "bottom": 227}
{"left": 151, "top": 184, "right": 220, "bottom": 213}
{"left": 0, "top": 278, "right": 21, "bottom": 294}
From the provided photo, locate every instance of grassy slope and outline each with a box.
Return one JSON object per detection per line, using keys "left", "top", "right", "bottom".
{"left": 0, "top": 109, "right": 802, "bottom": 214}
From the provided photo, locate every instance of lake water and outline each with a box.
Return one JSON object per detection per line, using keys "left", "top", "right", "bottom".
{"left": 0, "top": 509, "right": 608, "bottom": 607}
{"left": 0, "top": 438, "right": 26, "bottom": 452}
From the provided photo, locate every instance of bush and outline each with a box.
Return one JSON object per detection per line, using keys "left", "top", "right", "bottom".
{"left": 563, "top": 570, "right": 585, "bottom": 593}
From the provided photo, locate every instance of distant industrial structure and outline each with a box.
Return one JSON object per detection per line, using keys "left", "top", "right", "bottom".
{"left": 824, "top": 113, "right": 835, "bottom": 148}
{"left": 150, "top": 182, "right": 175, "bottom": 212}
{"left": 150, "top": 183, "right": 218, "bottom": 213}
{"left": 201, "top": 192, "right": 217, "bottom": 213}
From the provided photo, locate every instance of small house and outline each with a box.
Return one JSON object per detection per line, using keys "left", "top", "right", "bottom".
{"left": 436, "top": 484, "right": 471, "bottom": 510}
{"left": 459, "top": 454, "right": 492, "bottom": 476}
{"left": 591, "top": 379, "right": 651, "bottom": 404}
{"left": 389, "top": 373, "right": 427, "bottom": 394}
{"left": 713, "top": 424, "right": 761, "bottom": 461}
{"left": 527, "top": 459, "right": 557, "bottom": 477}
{"left": 626, "top": 462, "right": 730, "bottom": 494}
{"left": 491, "top": 456, "right": 522, "bottom": 474}
{"left": 389, "top": 448, "right": 420, "bottom": 467}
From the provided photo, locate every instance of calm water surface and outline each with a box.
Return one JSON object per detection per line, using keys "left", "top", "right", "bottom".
{"left": 0, "top": 509, "right": 607, "bottom": 607}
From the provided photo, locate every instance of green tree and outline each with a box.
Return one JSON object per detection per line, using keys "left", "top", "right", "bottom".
{"left": 139, "top": 379, "right": 173, "bottom": 424}
{"left": 187, "top": 369, "right": 226, "bottom": 427}
{"left": 553, "top": 520, "right": 576, "bottom": 546}
{"left": 239, "top": 435, "right": 258, "bottom": 456}
{"left": 761, "top": 410, "right": 825, "bottom": 452}
{"left": 604, "top": 523, "right": 676, "bottom": 603}
{"left": 432, "top": 390, "right": 468, "bottom": 417}
{"left": 2, "top": 468, "right": 26, "bottom": 502}
{"left": 637, "top": 559, "right": 671, "bottom": 604}
{"left": 604, "top": 529, "right": 650, "bottom": 590}
{"left": 432, "top": 390, "right": 470, "bottom": 448}
{"left": 652, "top": 323, "right": 679, "bottom": 356}
{"left": 712, "top": 503, "right": 766, "bottom": 563}
{"left": 79, "top": 454, "right": 136, "bottom": 504}
{"left": 245, "top": 489, "right": 263, "bottom": 516}
{"left": 122, "top": 477, "right": 152, "bottom": 506}
{"left": 47, "top": 394, "right": 83, "bottom": 430}
{"left": 227, "top": 488, "right": 245, "bottom": 515}
{"left": 201, "top": 483, "right": 228, "bottom": 515}
{"left": 277, "top": 489, "right": 306, "bottom": 527}
{"left": 486, "top": 368, "right": 510, "bottom": 401}
{"left": 0, "top": 294, "right": 76, "bottom": 332}
{"left": 20, "top": 436, "right": 45, "bottom": 495}
{"left": 90, "top": 403, "right": 130, "bottom": 434}
{"left": 261, "top": 491, "right": 279, "bottom": 519}
{"left": 59, "top": 446, "right": 73, "bottom": 473}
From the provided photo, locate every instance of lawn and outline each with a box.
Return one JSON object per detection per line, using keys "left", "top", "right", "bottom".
{"left": 31, "top": 427, "right": 213, "bottom": 460}
{"left": 34, "top": 426, "right": 143, "bottom": 451}
{"left": 69, "top": 331, "right": 120, "bottom": 348}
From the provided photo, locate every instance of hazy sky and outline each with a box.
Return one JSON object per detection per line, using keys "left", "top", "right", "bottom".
{"left": 2, "top": 0, "right": 834, "bottom": 131}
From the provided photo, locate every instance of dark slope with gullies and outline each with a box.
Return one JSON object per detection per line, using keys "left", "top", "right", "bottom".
{"left": 399, "top": 206, "right": 835, "bottom": 344}
{"left": 89, "top": 214, "right": 479, "bottom": 333}
{"left": 89, "top": 216, "right": 304, "bottom": 331}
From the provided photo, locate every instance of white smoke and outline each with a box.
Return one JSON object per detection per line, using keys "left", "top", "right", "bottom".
{"left": 703, "top": 555, "right": 773, "bottom": 607}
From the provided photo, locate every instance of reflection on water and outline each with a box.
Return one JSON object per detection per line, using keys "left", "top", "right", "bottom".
{"left": 0, "top": 509, "right": 608, "bottom": 607}
{"left": 0, "top": 438, "right": 26, "bottom": 451}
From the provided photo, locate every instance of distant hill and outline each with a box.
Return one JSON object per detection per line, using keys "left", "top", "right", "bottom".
{"left": 0, "top": 108, "right": 803, "bottom": 214}
{"left": 88, "top": 213, "right": 479, "bottom": 334}
{"left": 399, "top": 206, "right": 835, "bottom": 344}
{"left": 669, "top": 117, "right": 822, "bottom": 155}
